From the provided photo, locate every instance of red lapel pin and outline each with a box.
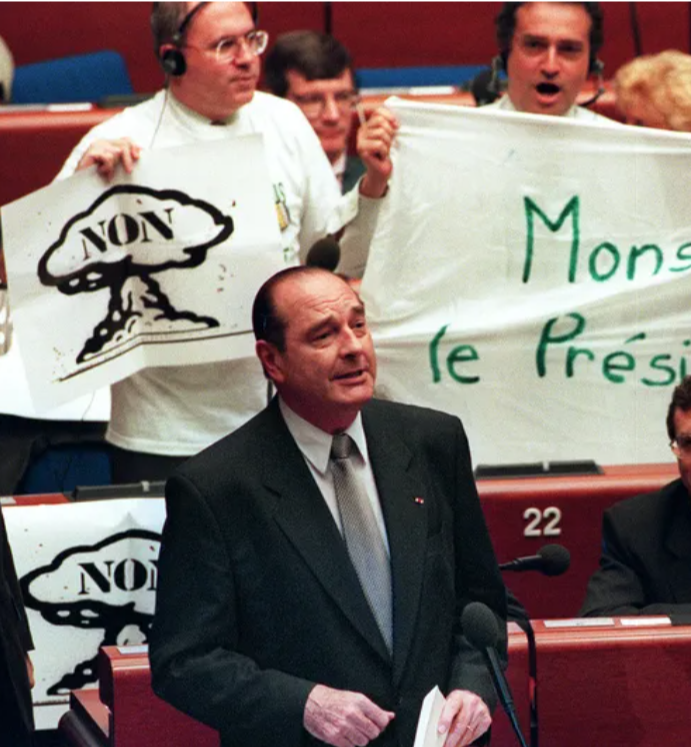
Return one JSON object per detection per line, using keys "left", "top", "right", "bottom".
{"left": 414, "top": 497, "right": 425, "bottom": 505}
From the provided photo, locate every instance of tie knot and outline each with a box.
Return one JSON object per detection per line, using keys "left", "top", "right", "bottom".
{"left": 331, "top": 433, "right": 355, "bottom": 461}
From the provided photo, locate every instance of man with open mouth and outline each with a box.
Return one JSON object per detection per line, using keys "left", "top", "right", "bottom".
{"left": 489, "top": 1, "right": 613, "bottom": 123}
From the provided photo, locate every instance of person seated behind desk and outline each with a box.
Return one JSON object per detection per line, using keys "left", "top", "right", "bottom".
{"left": 264, "top": 30, "right": 365, "bottom": 193}
{"left": 580, "top": 376, "right": 691, "bottom": 617}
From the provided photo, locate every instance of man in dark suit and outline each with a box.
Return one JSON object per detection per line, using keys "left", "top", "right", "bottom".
{"left": 264, "top": 31, "right": 366, "bottom": 193}
{"left": 1, "top": 503, "right": 35, "bottom": 747}
{"left": 150, "top": 267, "right": 507, "bottom": 747}
{"left": 580, "top": 375, "right": 691, "bottom": 617}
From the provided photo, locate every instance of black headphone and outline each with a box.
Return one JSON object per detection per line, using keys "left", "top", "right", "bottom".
{"left": 160, "top": 1, "right": 210, "bottom": 77}
{"left": 496, "top": 49, "right": 603, "bottom": 77}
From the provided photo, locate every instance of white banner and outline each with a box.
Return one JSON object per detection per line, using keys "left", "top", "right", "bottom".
{"left": 2, "top": 136, "right": 283, "bottom": 411}
{"left": 4, "top": 498, "right": 165, "bottom": 726}
{"left": 364, "top": 99, "right": 690, "bottom": 466}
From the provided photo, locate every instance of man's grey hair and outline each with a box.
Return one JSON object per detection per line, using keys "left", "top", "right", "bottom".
{"left": 150, "top": 2, "right": 189, "bottom": 56}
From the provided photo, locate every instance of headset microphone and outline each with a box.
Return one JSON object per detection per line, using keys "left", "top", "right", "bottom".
{"left": 160, "top": 1, "right": 210, "bottom": 78}
{"left": 580, "top": 59, "right": 606, "bottom": 108}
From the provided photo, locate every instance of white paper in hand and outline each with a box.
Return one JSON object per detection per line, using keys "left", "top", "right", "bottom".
{"left": 413, "top": 686, "right": 447, "bottom": 747}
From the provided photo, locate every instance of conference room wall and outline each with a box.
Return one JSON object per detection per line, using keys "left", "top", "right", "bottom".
{"left": 0, "top": 2, "right": 689, "bottom": 96}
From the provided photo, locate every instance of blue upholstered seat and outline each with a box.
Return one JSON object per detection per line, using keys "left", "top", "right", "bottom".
{"left": 12, "top": 50, "right": 133, "bottom": 105}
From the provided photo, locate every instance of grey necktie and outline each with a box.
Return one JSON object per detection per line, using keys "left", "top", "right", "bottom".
{"left": 330, "top": 433, "right": 393, "bottom": 653}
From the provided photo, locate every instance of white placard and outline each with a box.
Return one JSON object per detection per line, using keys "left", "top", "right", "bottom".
{"left": 364, "top": 99, "right": 691, "bottom": 466}
{"left": 5, "top": 498, "right": 166, "bottom": 724}
{"left": 3, "top": 136, "right": 283, "bottom": 411}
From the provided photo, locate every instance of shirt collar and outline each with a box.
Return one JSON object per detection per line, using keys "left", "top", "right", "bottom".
{"left": 168, "top": 89, "right": 242, "bottom": 127}
{"left": 279, "top": 398, "right": 369, "bottom": 475}
{"left": 332, "top": 151, "right": 347, "bottom": 180}
{"left": 499, "top": 93, "right": 580, "bottom": 119}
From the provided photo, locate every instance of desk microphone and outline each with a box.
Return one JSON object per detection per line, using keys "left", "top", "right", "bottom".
{"left": 462, "top": 601, "right": 529, "bottom": 747}
{"left": 499, "top": 544, "right": 570, "bottom": 576}
{"left": 305, "top": 236, "right": 340, "bottom": 271}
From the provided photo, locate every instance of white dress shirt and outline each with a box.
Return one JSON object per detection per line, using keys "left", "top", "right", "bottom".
{"left": 279, "top": 398, "right": 389, "bottom": 552}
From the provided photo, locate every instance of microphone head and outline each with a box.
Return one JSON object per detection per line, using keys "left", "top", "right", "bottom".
{"left": 461, "top": 601, "right": 499, "bottom": 650}
{"left": 537, "top": 544, "right": 571, "bottom": 577}
{"left": 305, "top": 236, "right": 340, "bottom": 271}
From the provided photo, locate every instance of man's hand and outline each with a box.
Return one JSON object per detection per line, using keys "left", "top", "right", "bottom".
{"left": 437, "top": 690, "right": 491, "bottom": 747}
{"left": 357, "top": 106, "right": 399, "bottom": 199}
{"left": 76, "top": 137, "right": 142, "bottom": 180}
{"left": 304, "top": 684, "right": 395, "bottom": 747}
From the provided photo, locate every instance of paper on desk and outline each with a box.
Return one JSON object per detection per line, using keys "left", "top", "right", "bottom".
{"left": 413, "top": 686, "right": 446, "bottom": 747}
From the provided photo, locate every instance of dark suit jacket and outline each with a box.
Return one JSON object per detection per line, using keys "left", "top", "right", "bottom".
{"left": 0, "top": 504, "right": 34, "bottom": 747}
{"left": 150, "top": 398, "right": 507, "bottom": 747}
{"left": 580, "top": 479, "right": 691, "bottom": 617}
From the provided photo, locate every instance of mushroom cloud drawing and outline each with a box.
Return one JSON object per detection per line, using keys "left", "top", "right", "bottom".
{"left": 20, "top": 529, "right": 160, "bottom": 695}
{"left": 38, "top": 185, "right": 234, "bottom": 363}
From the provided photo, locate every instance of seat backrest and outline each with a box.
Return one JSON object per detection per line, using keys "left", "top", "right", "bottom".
{"left": 356, "top": 64, "right": 487, "bottom": 91}
{"left": 12, "top": 50, "right": 133, "bottom": 104}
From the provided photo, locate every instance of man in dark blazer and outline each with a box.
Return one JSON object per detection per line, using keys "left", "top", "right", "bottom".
{"left": 150, "top": 267, "right": 507, "bottom": 747}
{"left": 1, "top": 503, "right": 35, "bottom": 747}
{"left": 264, "top": 31, "right": 366, "bottom": 194}
{"left": 580, "top": 376, "right": 691, "bottom": 617}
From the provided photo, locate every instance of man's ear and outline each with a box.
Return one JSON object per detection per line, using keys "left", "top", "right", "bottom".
{"left": 256, "top": 340, "right": 285, "bottom": 384}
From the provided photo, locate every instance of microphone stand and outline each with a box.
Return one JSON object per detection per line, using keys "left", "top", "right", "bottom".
{"left": 510, "top": 612, "right": 538, "bottom": 747}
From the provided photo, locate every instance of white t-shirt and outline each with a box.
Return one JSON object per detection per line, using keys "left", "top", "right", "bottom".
{"left": 486, "top": 94, "right": 618, "bottom": 125}
{"left": 56, "top": 90, "right": 368, "bottom": 456}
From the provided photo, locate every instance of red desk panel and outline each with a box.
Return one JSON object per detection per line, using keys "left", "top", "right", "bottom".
{"left": 492, "top": 623, "right": 531, "bottom": 747}
{"left": 478, "top": 463, "right": 678, "bottom": 619}
{"left": 99, "top": 646, "right": 219, "bottom": 747}
{"left": 533, "top": 618, "right": 691, "bottom": 746}
{"left": 57, "top": 631, "right": 528, "bottom": 747}
{"left": 0, "top": 107, "right": 118, "bottom": 207}
{"left": 60, "top": 621, "right": 691, "bottom": 747}
{"left": 60, "top": 689, "right": 109, "bottom": 747}
{"left": 2, "top": 492, "right": 70, "bottom": 505}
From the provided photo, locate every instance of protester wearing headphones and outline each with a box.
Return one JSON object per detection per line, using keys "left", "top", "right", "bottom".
{"left": 488, "top": 1, "right": 613, "bottom": 122}
{"left": 56, "top": 2, "right": 397, "bottom": 484}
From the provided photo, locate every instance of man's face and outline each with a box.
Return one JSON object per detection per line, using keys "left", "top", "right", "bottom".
{"left": 170, "top": 2, "right": 260, "bottom": 120}
{"left": 506, "top": 2, "right": 592, "bottom": 116}
{"left": 673, "top": 407, "right": 691, "bottom": 494}
{"left": 285, "top": 69, "right": 356, "bottom": 165}
{"left": 259, "top": 272, "right": 376, "bottom": 433}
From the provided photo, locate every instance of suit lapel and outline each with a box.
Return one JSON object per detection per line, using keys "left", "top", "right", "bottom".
{"left": 260, "top": 401, "right": 390, "bottom": 662}
{"left": 363, "top": 403, "right": 430, "bottom": 685}
{"left": 664, "top": 483, "right": 691, "bottom": 603}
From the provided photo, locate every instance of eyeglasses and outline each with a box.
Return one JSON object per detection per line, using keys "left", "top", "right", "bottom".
{"left": 670, "top": 435, "right": 691, "bottom": 458}
{"left": 292, "top": 91, "right": 360, "bottom": 119}
{"left": 186, "top": 30, "right": 269, "bottom": 64}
